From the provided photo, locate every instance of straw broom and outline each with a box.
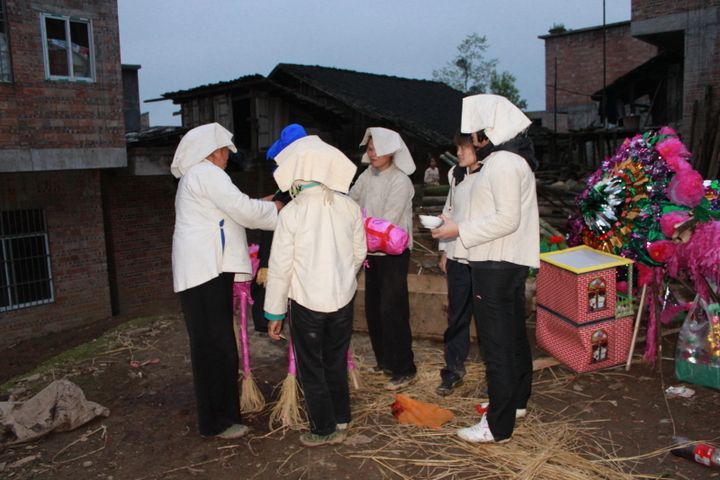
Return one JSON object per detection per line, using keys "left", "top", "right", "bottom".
{"left": 269, "top": 338, "right": 306, "bottom": 430}
{"left": 233, "top": 281, "right": 265, "bottom": 413}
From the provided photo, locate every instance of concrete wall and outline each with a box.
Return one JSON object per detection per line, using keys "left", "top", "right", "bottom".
{"left": 632, "top": 0, "right": 720, "bottom": 21}
{"left": 0, "top": 170, "right": 112, "bottom": 346}
{"left": 0, "top": 0, "right": 126, "bottom": 171}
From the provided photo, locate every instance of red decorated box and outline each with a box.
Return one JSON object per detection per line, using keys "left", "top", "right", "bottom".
{"left": 535, "top": 246, "right": 635, "bottom": 372}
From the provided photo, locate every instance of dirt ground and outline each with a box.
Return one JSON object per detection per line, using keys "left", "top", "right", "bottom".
{"left": 1, "top": 312, "right": 719, "bottom": 480}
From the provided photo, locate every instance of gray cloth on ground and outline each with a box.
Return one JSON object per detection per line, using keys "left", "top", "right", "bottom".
{"left": 0, "top": 379, "right": 109, "bottom": 445}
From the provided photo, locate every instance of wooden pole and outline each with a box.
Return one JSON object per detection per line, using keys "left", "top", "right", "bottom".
{"left": 625, "top": 284, "right": 647, "bottom": 371}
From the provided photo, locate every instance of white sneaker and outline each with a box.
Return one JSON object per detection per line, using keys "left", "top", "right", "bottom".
{"left": 457, "top": 415, "right": 509, "bottom": 443}
{"left": 336, "top": 422, "right": 349, "bottom": 431}
{"left": 479, "top": 402, "right": 527, "bottom": 419}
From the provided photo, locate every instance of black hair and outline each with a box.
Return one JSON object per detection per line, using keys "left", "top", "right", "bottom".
{"left": 453, "top": 131, "right": 473, "bottom": 146}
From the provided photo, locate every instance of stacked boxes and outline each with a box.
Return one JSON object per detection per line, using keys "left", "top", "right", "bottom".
{"left": 536, "top": 246, "right": 635, "bottom": 372}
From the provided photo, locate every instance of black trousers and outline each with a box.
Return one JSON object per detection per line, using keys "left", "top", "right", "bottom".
{"left": 290, "top": 300, "right": 353, "bottom": 436}
{"left": 441, "top": 259, "right": 474, "bottom": 382}
{"left": 364, "top": 250, "right": 416, "bottom": 376}
{"left": 250, "top": 281, "right": 269, "bottom": 332}
{"left": 470, "top": 261, "right": 532, "bottom": 441}
{"left": 178, "top": 273, "right": 241, "bottom": 436}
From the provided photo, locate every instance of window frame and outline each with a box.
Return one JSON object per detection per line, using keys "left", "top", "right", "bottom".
{"left": 0, "top": 0, "right": 13, "bottom": 83}
{"left": 0, "top": 209, "right": 55, "bottom": 313}
{"left": 40, "top": 12, "right": 95, "bottom": 82}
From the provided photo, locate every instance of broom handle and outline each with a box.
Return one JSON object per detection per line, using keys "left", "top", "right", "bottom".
{"left": 346, "top": 347, "right": 356, "bottom": 371}
{"left": 240, "top": 290, "right": 251, "bottom": 376}
{"left": 625, "top": 284, "right": 647, "bottom": 371}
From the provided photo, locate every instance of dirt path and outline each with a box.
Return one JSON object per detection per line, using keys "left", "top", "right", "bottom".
{"left": 1, "top": 314, "right": 718, "bottom": 479}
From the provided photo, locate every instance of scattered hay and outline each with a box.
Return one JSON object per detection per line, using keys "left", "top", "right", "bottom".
{"left": 339, "top": 340, "right": 659, "bottom": 480}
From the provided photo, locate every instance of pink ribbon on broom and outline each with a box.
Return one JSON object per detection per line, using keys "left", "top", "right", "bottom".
{"left": 233, "top": 280, "right": 265, "bottom": 413}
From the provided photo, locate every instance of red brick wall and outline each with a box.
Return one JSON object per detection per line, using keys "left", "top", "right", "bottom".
{"left": 0, "top": 0, "right": 124, "bottom": 149}
{"left": 0, "top": 170, "right": 112, "bottom": 346}
{"left": 101, "top": 171, "right": 179, "bottom": 316}
{"left": 633, "top": 0, "right": 720, "bottom": 21}
{"left": 544, "top": 23, "right": 657, "bottom": 111}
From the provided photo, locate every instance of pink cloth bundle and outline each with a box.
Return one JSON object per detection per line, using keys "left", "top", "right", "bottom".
{"left": 364, "top": 216, "right": 409, "bottom": 255}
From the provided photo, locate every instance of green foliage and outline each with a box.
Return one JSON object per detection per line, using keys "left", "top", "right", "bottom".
{"left": 433, "top": 33, "right": 527, "bottom": 109}
{"left": 490, "top": 71, "right": 528, "bottom": 110}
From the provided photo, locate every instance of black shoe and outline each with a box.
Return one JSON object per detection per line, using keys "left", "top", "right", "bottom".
{"left": 435, "top": 376, "right": 463, "bottom": 396}
{"left": 368, "top": 365, "right": 392, "bottom": 375}
{"left": 385, "top": 373, "right": 417, "bottom": 391}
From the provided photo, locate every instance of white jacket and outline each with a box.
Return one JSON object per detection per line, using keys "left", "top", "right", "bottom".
{"left": 172, "top": 160, "right": 278, "bottom": 292}
{"left": 438, "top": 165, "right": 480, "bottom": 263}
{"left": 264, "top": 186, "right": 367, "bottom": 316}
{"left": 349, "top": 164, "right": 414, "bottom": 254}
{"left": 456, "top": 150, "right": 540, "bottom": 268}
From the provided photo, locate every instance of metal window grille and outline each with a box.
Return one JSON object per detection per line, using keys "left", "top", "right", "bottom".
{"left": 0, "top": 209, "right": 54, "bottom": 312}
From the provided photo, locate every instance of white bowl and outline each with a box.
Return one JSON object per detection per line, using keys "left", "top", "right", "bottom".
{"left": 419, "top": 215, "right": 443, "bottom": 229}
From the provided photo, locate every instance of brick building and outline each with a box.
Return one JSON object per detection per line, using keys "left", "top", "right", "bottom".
{"left": 540, "top": 21, "right": 657, "bottom": 130}
{"left": 0, "top": 0, "right": 126, "bottom": 346}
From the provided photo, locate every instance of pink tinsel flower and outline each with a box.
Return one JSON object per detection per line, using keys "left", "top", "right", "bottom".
{"left": 659, "top": 211, "right": 690, "bottom": 238}
{"left": 658, "top": 126, "right": 677, "bottom": 136}
{"left": 667, "top": 221, "right": 720, "bottom": 302}
{"left": 616, "top": 281, "right": 628, "bottom": 294}
{"left": 648, "top": 240, "right": 676, "bottom": 263}
{"left": 666, "top": 169, "right": 705, "bottom": 208}
{"left": 656, "top": 136, "right": 691, "bottom": 172}
{"left": 637, "top": 263, "right": 654, "bottom": 286}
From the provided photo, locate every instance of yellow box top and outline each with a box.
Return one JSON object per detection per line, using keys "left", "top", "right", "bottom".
{"left": 540, "top": 245, "right": 634, "bottom": 274}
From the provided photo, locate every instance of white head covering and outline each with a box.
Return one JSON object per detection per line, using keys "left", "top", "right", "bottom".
{"left": 460, "top": 94, "right": 532, "bottom": 146}
{"left": 273, "top": 136, "right": 357, "bottom": 194}
{"left": 359, "top": 127, "right": 416, "bottom": 175}
{"left": 170, "top": 123, "right": 237, "bottom": 178}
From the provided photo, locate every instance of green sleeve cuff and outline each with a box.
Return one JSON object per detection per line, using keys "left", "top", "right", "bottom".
{"left": 264, "top": 312, "right": 285, "bottom": 321}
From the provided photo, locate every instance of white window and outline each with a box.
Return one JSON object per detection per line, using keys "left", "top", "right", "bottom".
{"left": 0, "top": 209, "right": 54, "bottom": 312}
{"left": 41, "top": 13, "right": 94, "bottom": 81}
{"left": 0, "top": 1, "right": 11, "bottom": 82}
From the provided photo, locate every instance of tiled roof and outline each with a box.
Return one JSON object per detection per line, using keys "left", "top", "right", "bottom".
{"left": 270, "top": 64, "right": 464, "bottom": 145}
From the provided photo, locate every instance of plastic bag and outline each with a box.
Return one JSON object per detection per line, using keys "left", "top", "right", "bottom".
{"left": 675, "top": 299, "right": 720, "bottom": 389}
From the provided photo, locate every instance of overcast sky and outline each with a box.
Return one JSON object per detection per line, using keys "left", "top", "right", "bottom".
{"left": 117, "top": 0, "right": 631, "bottom": 126}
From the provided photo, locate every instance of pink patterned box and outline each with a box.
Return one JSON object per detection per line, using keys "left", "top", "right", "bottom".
{"left": 535, "top": 246, "right": 635, "bottom": 372}
{"left": 536, "top": 308, "right": 633, "bottom": 372}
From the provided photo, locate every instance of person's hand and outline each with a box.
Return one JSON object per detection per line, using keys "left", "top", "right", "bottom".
{"left": 256, "top": 268, "right": 268, "bottom": 286}
{"left": 431, "top": 215, "right": 459, "bottom": 240}
{"left": 273, "top": 200, "right": 284, "bottom": 211}
{"left": 267, "top": 319, "right": 284, "bottom": 340}
{"left": 438, "top": 252, "right": 448, "bottom": 273}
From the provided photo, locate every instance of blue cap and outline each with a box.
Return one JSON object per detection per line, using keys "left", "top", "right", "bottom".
{"left": 266, "top": 124, "right": 307, "bottom": 160}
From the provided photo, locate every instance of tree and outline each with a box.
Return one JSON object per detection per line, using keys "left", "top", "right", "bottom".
{"left": 490, "top": 71, "right": 527, "bottom": 110}
{"left": 433, "top": 33, "right": 527, "bottom": 109}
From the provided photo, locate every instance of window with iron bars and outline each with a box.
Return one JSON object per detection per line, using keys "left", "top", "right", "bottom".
{"left": 0, "top": 209, "right": 54, "bottom": 312}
